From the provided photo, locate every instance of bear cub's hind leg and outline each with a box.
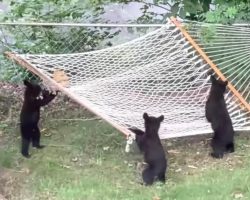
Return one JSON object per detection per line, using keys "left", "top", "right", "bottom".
{"left": 32, "top": 125, "right": 45, "bottom": 149}
{"left": 21, "top": 137, "right": 31, "bottom": 158}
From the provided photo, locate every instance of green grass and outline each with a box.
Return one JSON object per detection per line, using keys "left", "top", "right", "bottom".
{"left": 1, "top": 117, "right": 250, "bottom": 200}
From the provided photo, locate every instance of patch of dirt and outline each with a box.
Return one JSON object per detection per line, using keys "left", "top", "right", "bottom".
{"left": 0, "top": 82, "right": 22, "bottom": 122}
{"left": 0, "top": 168, "right": 19, "bottom": 200}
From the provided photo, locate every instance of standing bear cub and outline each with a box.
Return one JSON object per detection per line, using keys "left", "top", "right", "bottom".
{"left": 129, "top": 113, "right": 167, "bottom": 185}
{"left": 205, "top": 75, "right": 235, "bottom": 159}
{"left": 20, "top": 80, "right": 57, "bottom": 158}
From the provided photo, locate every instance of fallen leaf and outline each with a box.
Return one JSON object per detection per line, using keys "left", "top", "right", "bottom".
{"left": 128, "top": 163, "right": 133, "bottom": 167}
{"left": 188, "top": 165, "right": 197, "bottom": 169}
{"left": 43, "top": 132, "right": 52, "bottom": 137}
{"left": 153, "top": 195, "right": 160, "bottom": 200}
{"left": 41, "top": 128, "right": 47, "bottom": 132}
{"left": 21, "top": 167, "right": 30, "bottom": 174}
{"left": 60, "top": 165, "right": 71, "bottom": 169}
{"left": 103, "top": 146, "right": 110, "bottom": 151}
{"left": 53, "top": 69, "right": 70, "bottom": 87}
{"left": 72, "top": 157, "right": 78, "bottom": 162}
{"left": 233, "top": 192, "right": 244, "bottom": 199}
{"left": 168, "top": 150, "right": 180, "bottom": 154}
{"left": 175, "top": 168, "right": 182, "bottom": 172}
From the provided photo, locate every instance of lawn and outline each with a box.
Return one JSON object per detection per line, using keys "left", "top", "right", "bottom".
{"left": 0, "top": 85, "right": 250, "bottom": 200}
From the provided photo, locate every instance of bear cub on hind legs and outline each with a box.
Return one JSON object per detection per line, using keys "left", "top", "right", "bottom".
{"left": 205, "top": 75, "right": 235, "bottom": 159}
{"left": 129, "top": 113, "right": 167, "bottom": 185}
{"left": 20, "top": 80, "right": 57, "bottom": 158}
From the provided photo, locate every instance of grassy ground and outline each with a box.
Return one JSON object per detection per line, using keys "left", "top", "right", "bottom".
{"left": 1, "top": 84, "right": 250, "bottom": 200}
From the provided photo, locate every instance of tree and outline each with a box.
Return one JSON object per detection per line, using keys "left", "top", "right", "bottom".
{"left": 1, "top": 0, "right": 119, "bottom": 54}
{"left": 0, "top": 0, "right": 119, "bottom": 81}
{"left": 97, "top": 0, "right": 212, "bottom": 23}
{"left": 202, "top": 0, "right": 250, "bottom": 24}
{"left": 92, "top": 0, "right": 250, "bottom": 24}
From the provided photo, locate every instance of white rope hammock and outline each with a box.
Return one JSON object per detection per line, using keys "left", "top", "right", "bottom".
{"left": 5, "top": 18, "right": 250, "bottom": 139}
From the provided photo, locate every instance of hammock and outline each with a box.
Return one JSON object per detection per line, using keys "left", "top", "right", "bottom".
{"left": 5, "top": 17, "right": 250, "bottom": 139}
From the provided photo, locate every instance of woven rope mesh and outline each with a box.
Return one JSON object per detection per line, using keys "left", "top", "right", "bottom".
{"left": 14, "top": 21, "right": 250, "bottom": 139}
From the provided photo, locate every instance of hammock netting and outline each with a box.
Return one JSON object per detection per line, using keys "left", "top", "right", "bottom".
{"left": 7, "top": 19, "right": 250, "bottom": 139}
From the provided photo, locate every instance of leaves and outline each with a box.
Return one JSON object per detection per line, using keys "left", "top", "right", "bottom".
{"left": 0, "top": 123, "right": 8, "bottom": 129}
{"left": 3, "top": 0, "right": 250, "bottom": 56}
{"left": 171, "top": 2, "right": 180, "bottom": 16}
{"left": 2, "top": 0, "right": 122, "bottom": 55}
{"left": 201, "top": 0, "right": 212, "bottom": 12}
{"left": 225, "top": 6, "right": 238, "bottom": 18}
{"left": 202, "top": 0, "right": 250, "bottom": 24}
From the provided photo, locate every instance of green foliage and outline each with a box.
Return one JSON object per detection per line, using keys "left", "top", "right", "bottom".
{"left": 96, "top": 0, "right": 249, "bottom": 24}
{"left": 198, "top": 25, "right": 216, "bottom": 44}
{"left": 197, "top": 0, "right": 250, "bottom": 89}
{"left": 202, "top": 0, "right": 250, "bottom": 24}
{"left": 0, "top": 54, "right": 33, "bottom": 82}
{"left": 2, "top": 0, "right": 119, "bottom": 54}
{"left": 0, "top": 0, "right": 120, "bottom": 81}
{"left": 1, "top": 0, "right": 250, "bottom": 82}
{"left": 2, "top": 0, "right": 104, "bottom": 22}
{"left": 95, "top": 0, "right": 213, "bottom": 23}
{"left": 0, "top": 123, "right": 8, "bottom": 129}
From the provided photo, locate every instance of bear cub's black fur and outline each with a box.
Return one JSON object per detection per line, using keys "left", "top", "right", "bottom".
{"left": 129, "top": 113, "right": 167, "bottom": 185}
{"left": 205, "top": 75, "right": 235, "bottom": 159}
{"left": 20, "top": 80, "right": 57, "bottom": 158}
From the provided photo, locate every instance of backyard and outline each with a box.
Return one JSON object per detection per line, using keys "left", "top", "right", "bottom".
{"left": 0, "top": 83, "right": 250, "bottom": 200}
{"left": 1, "top": 0, "right": 250, "bottom": 199}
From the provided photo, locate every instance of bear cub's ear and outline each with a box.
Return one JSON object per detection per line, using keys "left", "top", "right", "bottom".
{"left": 158, "top": 115, "right": 164, "bottom": 122}
{"left": 223, "top": 80, "right": 228, "bottom": 86}
{"left": 143, "top": 112, "right": 149, "bottom": 120}
{"left": 210, "top": 75, "right": 217, "bottom": 83}
{"left": 23, "top": 80, "right": 32, "bottom": 87}
{"left": 210, "top": 75, "right": 228, "bottom": 86}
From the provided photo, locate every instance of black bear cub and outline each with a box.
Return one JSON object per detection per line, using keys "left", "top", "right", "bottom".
{"left": 129, "top": 113, "right": 167, "bottom": 185}
{"left": 20, "top": 80, "right": 57, "bottom": 158}
{"left": 205, "top": 75, "right": 235, "bottom": 159}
